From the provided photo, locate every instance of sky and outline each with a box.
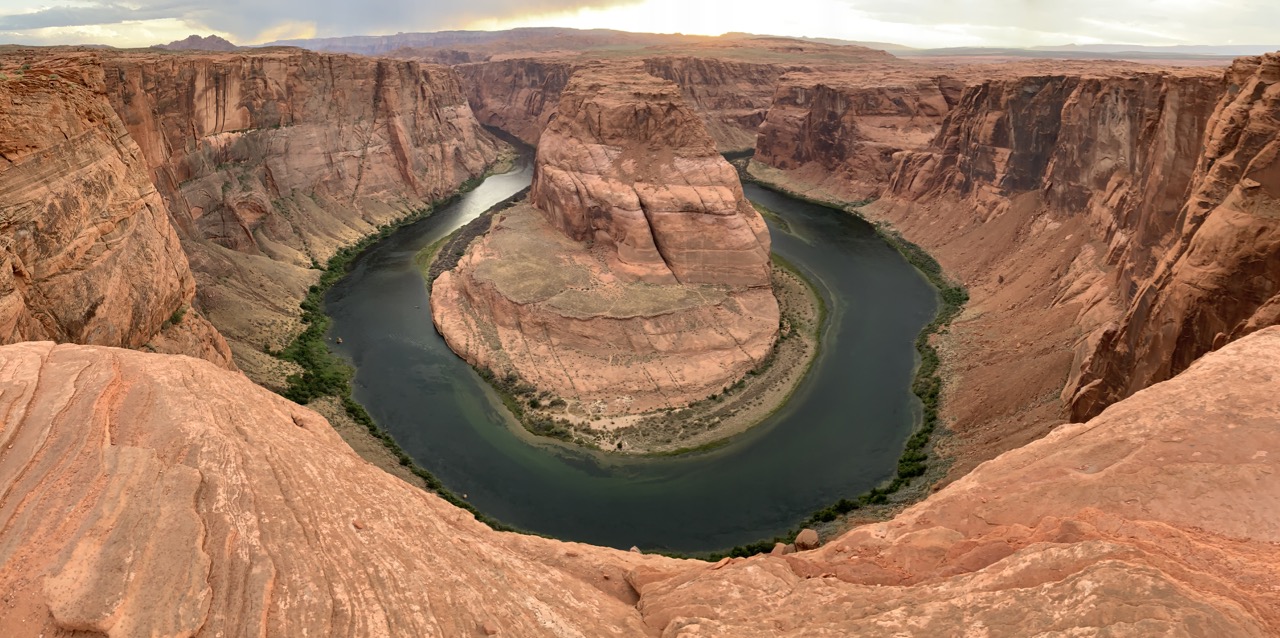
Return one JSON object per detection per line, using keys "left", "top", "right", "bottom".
{"left": 0, "top": 0, "right": 1276, "bottom": 49}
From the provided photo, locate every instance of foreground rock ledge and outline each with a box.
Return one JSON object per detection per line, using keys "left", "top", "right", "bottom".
{"left": 432, "top": 66, "right": 779, "bottom": 415}
{"left": 2, "top": 329, "right": 1279, "bottom": 635}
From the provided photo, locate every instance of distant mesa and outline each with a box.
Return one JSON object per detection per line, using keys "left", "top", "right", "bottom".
{"left": 152, "top": 34, "right": 239, "bottom": 52}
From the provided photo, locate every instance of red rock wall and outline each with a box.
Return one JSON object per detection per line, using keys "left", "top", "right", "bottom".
{"left": 1066, "top": 54, "right": 1280, "bottom": 419}
{"left": 755, "top": 72, "right": 963, "bottom": 200}
{"left": 98, "top": 50, "right": 505, "bottom": 375}
{"left": 103, "top": 50, "right": 503, "bottom": 258}
{"left": 531, "top": 66, "right": 772, "bottom": 287}
{"left": 460, "top": 56, "right": 797, "bottom": 152}
{"left": 457, "top": 58, "right": 575, "bottom": 146}
{"left": 0, "top": 52, "right": 232, "bottom": 366}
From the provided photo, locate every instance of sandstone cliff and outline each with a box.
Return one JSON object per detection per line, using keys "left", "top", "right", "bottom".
{"left": 1066, "top": 53, "right": 1280, "bottom": 419}
{"left": 3, "top": 328, "right": 1277, "bottom": 635}
{"left": 0, "top": 52, "right": 232, "bottom": 367}
{"left": 755, "top": 70, "right": 964, "bottom": 200}
{"left": 99, "top": 50, "right": 505, "bottom": 380}
{"left": 749, "top": 62, "right": 1226, "bottom": 476}
{"left": 456, "top": 40, "right": 899, "bottom": 153}
{"left": 433, "top": 66, "right": 777, "bottom": 415}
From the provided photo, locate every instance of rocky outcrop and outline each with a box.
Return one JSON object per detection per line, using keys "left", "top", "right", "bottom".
{"left": 433, "top": 66, "right": 777, "bottom": 414}
{"left": 642, "top": 57, "right": 796, "bottom": 152}
{"left": 755, "top": 70, "right": 964, "bottom": 200}
{"left": 3, "top": 328, "right": 1278, "bottom": 635}
{"left": 457, "top": 58, "right": 575, "bottom": 145}
{"left": 531, "top": 66, "right": 772, "bottom": 287}
{"left": 0, "top": 52, "right": 232, "bottom": 367}
{"left": 100, "top": 50, "right": 505, "bottom": 379}
{"left": 634, "top": 327, "right": 1280, "bottom": 635}
{"left": 152, "top": 35, "right": 238, "bottom": 51}
{"left": 458, "top": 43, "right": 894, "bottom": 153}
{"left": 749, "top": 62, "right": 1226, "bottom": 476}
{"left": 0, "top": 341, "right": 680, "bottom": 637}
{"left": 459, "top": 56, "right": 789, "bottom": 152}
{"left": 1066, "top": 53, "right": 1280, "bottom": 419}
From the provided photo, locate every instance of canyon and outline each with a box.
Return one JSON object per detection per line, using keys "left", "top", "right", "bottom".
{"left": 99, "top": 48, "right": 505, "bottom": 384}
{"left": 0, "top": 29, "right": 1278, "bottom": 637}
{"left": 432, "top": 65, "right": 780, "bottom": 418}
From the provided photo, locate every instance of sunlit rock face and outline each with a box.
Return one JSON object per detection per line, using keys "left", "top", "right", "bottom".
{"left": 1066, "top": 53, "right": 1280, "bottom": 420}
{"left": 0, "top": 51, "right": 232, "bottom": 367}
{"left": 99, "top": 49, "right": 505, "bottom": 378}
{"left": 2, "top": 328, "right": 1278, "bottom": 636}
{"left": 433, "top": 65, "right": 779, "bottom": 415}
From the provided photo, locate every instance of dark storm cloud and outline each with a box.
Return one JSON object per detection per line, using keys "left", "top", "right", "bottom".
{"left": 0, "top": 0, "right": 639, "bottom": 40}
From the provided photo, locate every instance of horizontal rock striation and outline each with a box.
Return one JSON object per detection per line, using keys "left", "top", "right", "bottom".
{"left": 0, "top": 342, "right": 678, "bottom": 637}
{"left": 100, "top": 49, "right": 505, "bottom": 378}
{"left": 1066, "top": 53, "right": 1280, "bottom": 419}
{"left": 0, "top": 52, "right": 232, "bottom": 367}
{"left": 3, "top": 328, "right": 1278, "bottom": 635}
{"left": 434, "top": 66, "right": 778, "bottom": 414}
{"left": 531, "top": 66, "right": 772, "bottom": 287}
{"left": 749, "top": 61, "right": 1227, "bottom": 475}
{"left": 754, "top": 70, "right": 964, "bottom": 201}
{"left": 457, "top": 41, "right": 898, "bottom": 153}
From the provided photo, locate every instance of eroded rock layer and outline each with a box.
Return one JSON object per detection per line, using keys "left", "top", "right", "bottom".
{"left": 748, "top": 61, "right": 1227, "bottom": 476}
{"left": 0, "top": 342, "right": 677, "bottom": 637}
{"left": 434, "top": 66, "right": 777, "bottom": 414}
{"left": 100, "top": 49, "right": 505, "bottom": 379}
{"left": 2, "top": 329, "right": 1278, "bottom": 635}
{"left": 455, "top": 40, "right": 899, "bottom": 152}
{"left": 1066, "top": 53, "right": 1280, "bottom": 419}
{"left": 0, "top": 52, "right": 232, "bottom": 367}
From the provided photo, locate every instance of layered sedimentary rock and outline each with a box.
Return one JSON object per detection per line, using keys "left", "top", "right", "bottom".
{"left": 750, "top": 62, "right": 1225, "bottom": 475}
{"left": 433, "top": 66, "right": 777, "bottom": 414}
{"left": 3, "top": 329, "right": 1278, "bottom": 635}
{"left": 755, "top": 70, "right": 964, "bottom": 200}
{"left": 1066, "top": 53, "right": 1280, "bottom": 419}
{"left": 0, "top": 341, "right": 679, "bottom": 637}
{"left": 0, "top": 52, "right": 231, "bottom": 367}
{"left": 459, "top": 57, "right": 786, "bottom": 152}
{"left": 457, "top": 58, "right": 575, "bottom": 145}
{"left": 100, "top": 49, "right": 505, "bottom": 378}
{"left": 457, "top": 40, "right": 898, "bottom": 152}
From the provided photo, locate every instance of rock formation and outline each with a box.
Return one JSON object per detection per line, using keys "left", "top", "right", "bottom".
{"left": 747, "top": 61, "right": 1228, "bottom": 476}
{"left": 0, "top": 341, "right": 678, "bottom": 637}
{"left": 1065, "top": 53, "right": 1280, "bottom": 419}
{"left": 456, "top": 39, "right": 899, "bottom": 152}
{"left": 152, "top": 35, "right": 239, "bottom": 51}
{"left": 2, "top": 328, "right": 1277, "bottom": 635}
{"left": 100, "top": 49, "right": 505, "bottom": 380}
{"left": 755, "top": 70, "right": 964, "bottom": 200}
{"left": 0, "top": 52, "right": 232, "bottom": 367}
{"left": 433, "top": 66, "right": 778, "bottom": 414}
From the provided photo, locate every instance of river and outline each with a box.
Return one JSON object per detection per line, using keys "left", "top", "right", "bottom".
{"left": 325, "top": 156, "right": 939, "bottom": 553}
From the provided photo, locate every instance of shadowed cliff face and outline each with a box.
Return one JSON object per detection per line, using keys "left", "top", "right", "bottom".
{"left": 748, "top": 62, "right": 1229, "bottom": 474}
{"left": 459, "top": 56, "right": 809, "bottom": 153}
{"left": 2, "top": 329, "right": 1277, "bottom": 635}
{"left": 433, "top": 66, "right": 778, "bottom": 415}
{"left": 1067, "top": 53, "right": 1280, "bottom": 419}
{"left": 98, "top": 50, "right": 505, "bottom": 379}
{"left": 0, "top": 52, "right": 232, "bottom": 367}
{"left": 755, "top": 71, "right": 964, "bottom": 201}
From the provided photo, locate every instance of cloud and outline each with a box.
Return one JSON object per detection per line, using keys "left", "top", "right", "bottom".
{"left": 0, "top": 0, "right": 641, "bottom": 45}
{"left": 0, "top": 0, "right": 1275, "bottom": 48}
